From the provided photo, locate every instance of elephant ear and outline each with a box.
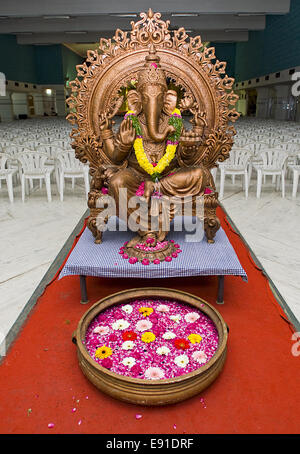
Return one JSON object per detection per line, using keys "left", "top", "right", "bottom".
{"left": 127, "top": 89, "right": 142, "bottom": 115}
{"left": 163, "top": 89, "right": 178, "bottom": 116}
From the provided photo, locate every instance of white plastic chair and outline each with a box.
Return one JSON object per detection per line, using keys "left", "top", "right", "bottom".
{"left": 0, "top": 153, "right": 17, "bottom": 203}
{"left": 253, "top": 149, "right": 288, "bottom": 198}
{"left": 55, "top": 151, "right": 90, "bottom": 201}
{"left": 288, "top": 164, "right": 300, "bottom": 197}
{"left": 219, "top": 148, "right": 252, "bottom": 199}
{"left": 17, "top": 151, "right": 54, "bottom": 202}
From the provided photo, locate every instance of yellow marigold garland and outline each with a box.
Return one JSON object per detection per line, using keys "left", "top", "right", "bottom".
{"left": 124, "top": 108, "right": 182, "bottom": 181}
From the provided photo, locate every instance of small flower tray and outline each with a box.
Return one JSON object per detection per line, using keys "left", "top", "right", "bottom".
{"left": 73, "top": 288, "right": 228, "bottom": 406}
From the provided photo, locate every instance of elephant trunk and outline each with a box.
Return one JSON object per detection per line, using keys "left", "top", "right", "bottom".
{"left": 145, "top": 99, "right": 174, "bottom": 143}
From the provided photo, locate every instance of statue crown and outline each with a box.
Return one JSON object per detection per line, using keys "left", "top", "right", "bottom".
{"left": 137, "top": 45, "right": 167, "bottom": 91}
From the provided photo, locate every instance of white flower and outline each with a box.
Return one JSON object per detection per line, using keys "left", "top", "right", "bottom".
{"left": 122, "top": 304, "right": 133, "bottom": 314}
{"left": 112, "top": 319, "right": 130, "bottom": 331}
{"left": 174, "top": 354, "right": 189, "bottom": 368}
{"left": 184, "top": 312, "right": 200, "bottom": 323}
{"left": 122, "top": 341, "right": 135, "bottom": 350}
{"left": 162, "top": 331, "right": 176, "bottom": 340}
{"left": 156, "top": 304, "right": 169, "bottom": 313}
{"left": 156, "top": 346, "right": 170, "bottom": 356}
{"left": 192, "top": 351, "right": 207, "bottom": 364}
{"left": 170, "top": 314, "right": 181, "bottom": 323}
{"left": 121, "top": 357, "right": 136, "bottom": 369}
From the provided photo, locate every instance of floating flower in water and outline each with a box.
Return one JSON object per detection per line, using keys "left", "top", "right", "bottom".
{"left": 170, "top": 314, "right": 181, "bottom": 323}
{"left": 141, "top": 332, "right": 156, "bottom": 343}
{"left": 174, "top": 354, "right": 189, "bottom": 368}
{"left": 188, "top": 333, "right": 202, "bottom": 344}
{"left": 93, "top": 325, "right": 109, "bottom": 335}
{"left": 184, "top": 312, "right": 200, "bottom": 323}
{"left": 156, "top": 304, "right": 169, "bottom": 313}
{"left": 122, "top": 304, "right": 133, "bottom": 314}
{"left": 174, "top": 338, "right": 190, "bottom": 350}
{"left": 122, "top": 330, "right": 137, "bottom": 341}
{"left": 101, "top": 357, "right": 113, "bottom": 369}
{"left": 162, "top": 331, "right": 176, "bottom": 340}
{"left": 95, "top": 345, "right": 113, "bottom": 359}
{"left": 192, "top": 351, "right": 207, "bottom": 364}
{"left": 156, "top": 346, "right": 170, "bottom": 356}
{"left": 144, "top": 367, "right": 165, "bottom": 380}
{"left": 131, "top": 364, "right": 143, "bottom": 376}
{"left": 122, "top": 340, "right": 135, "bottom": 350}
{"left": 112, "top": 319, "right": 130, "bottom": 331}
{"left": 108, "top": 333, "right": 118, "bottom": 342}
{"left": 121, "top": 357, "right": 136, "bottom": 368}
{"left": 136, "top": 319, "right": 153, "bottom": 332}
{"left": 139, "top": 307, "right": 154, "bottom": 317}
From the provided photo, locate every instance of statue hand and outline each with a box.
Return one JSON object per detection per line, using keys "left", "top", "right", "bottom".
{"left": 179, "top": 95, "right": 194, "bottom": 112}
{"left": 119, "top": 117, "right": 136, "bottom": 147}
{"left": 99, "top": 112, "right": 111, "bottom": 132}
{"left": 193, "top": 111, "right": 207, "bottom": 128}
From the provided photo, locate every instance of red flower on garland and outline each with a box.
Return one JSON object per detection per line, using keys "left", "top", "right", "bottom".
{"left": 174, "top": 338, "right": 190, "bottom": 350}
{"left": 122, "top": 331, "right": 137, "bottom": 341}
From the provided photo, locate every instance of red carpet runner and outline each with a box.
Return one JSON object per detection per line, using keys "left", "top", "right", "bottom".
{"left": 0, "top": 208, "right": 299, "bottom": 434}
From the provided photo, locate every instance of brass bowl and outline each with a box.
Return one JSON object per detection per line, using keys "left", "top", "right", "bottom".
{"left": 73, "top": 287, "right": 228, "bottom": 406}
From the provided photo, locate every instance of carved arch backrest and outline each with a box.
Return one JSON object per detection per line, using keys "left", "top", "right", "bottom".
{"left": 66, "top": 10, "right": 239, "bottom": 171}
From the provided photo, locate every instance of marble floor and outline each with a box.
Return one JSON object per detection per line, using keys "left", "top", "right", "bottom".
{"left": 0, "top": 169, "right": 299, "bottom": 352}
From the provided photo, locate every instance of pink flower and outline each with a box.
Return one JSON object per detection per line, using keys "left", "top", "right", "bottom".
{"left": 192, "top": 351, "right": 207, "bottom": 364}
{"left": 185, "top": 312, "right": 200, "bottom": 323}
{"left": 101, "top": 187, "right": 109, "bottom": 194}
{"left": 156, "top": 304, "right": 169, "bottom": 313}
{"left": 165, "top": 256, "right": 172, "bottom": 262}
{"left": 174, "top": 244, "right": 180, "bottom": 248}
{"left": 149, "top": 313, "right": 158, "bottom": 324}
{"left": 108, "top": 333, "right": 118, "bottom": 342}
{"left": 176, "top": 249, "right": 182, "bottom": 253}
{"left": 144, "top": 367, "right": 165, "bottom": 380}
{"left": 204, "top": 187, "right": 213, "bottom": 194}
{"left": 131, "top": 364, "right": 143, "bottom": 376}
{"left": 122, "top": 253, "right": 129, "bottom": 259}
{"left": 136, "top": 319, "right": 153, "bottom": 332}
{"left": 129, "top": 257, "right": 138, "bottom": 264}
{"left": 101, "top": 358, "right": 113, "bottom": 369}
{"left": 141, "top": 258, "right": 150, "bottom": 265}
{"left": 93, "top": 325, "right": 109, "bottom": 335}
{"left": 153, "top": 259, "right": 160, "bottom": 265}
{"left": 172, "top": 252, "right": 178, "bottom": 258}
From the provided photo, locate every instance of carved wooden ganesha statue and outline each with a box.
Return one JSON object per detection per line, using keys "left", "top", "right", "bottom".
{"left": 67, "top": 9, "right": 239, "bottom": 263}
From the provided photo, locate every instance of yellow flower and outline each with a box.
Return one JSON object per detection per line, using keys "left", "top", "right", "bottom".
{"left": 95, "top": 345, "right": 113, "bottom": 359}
{"left": 141, "top": 332, "right": 156, "bottom": 343}
{"left": 139, "top": 307, "right": 154, "bottom": 317}
{"left": 188, "top": 334, "right": 202, "bottom": 344}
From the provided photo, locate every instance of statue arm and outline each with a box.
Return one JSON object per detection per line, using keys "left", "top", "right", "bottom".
{"left": 99, "top": 114, "right": 135, "bottom": 164}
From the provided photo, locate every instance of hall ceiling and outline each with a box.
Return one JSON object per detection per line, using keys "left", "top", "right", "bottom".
{"left": 0, "top": 0, "right": 291, "bottom": 56}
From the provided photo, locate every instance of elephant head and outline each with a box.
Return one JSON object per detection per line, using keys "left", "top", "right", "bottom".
{"left": 126, "top": 47, "right": 176, "bottom": 143}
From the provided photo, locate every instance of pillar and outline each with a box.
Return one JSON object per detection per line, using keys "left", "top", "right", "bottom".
{"left": 273, "top": 84, "right": 291, "bottom": 121}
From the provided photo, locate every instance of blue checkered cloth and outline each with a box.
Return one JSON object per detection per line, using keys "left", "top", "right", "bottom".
{"left": 59, "top": 217, "right": 247, "bottom": 281}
